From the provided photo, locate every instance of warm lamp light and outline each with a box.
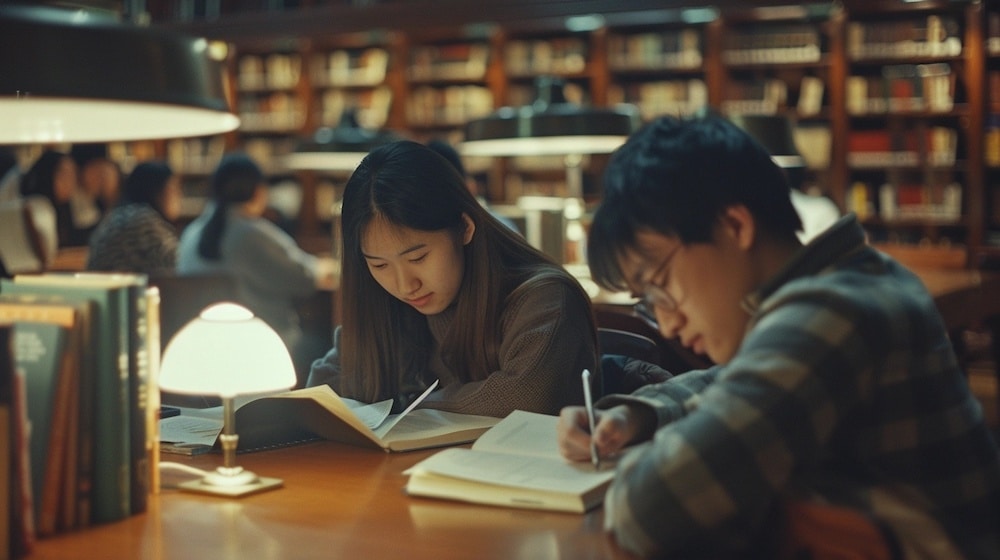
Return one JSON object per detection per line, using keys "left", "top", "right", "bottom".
{"left": 159, "top": 302, "right": 296, "bottom": 496}
{"left": 284, "top": 109, "right": 402, "bottom": 172}
{"left": 0, "top": 5, "right": 240, "bottom": 144}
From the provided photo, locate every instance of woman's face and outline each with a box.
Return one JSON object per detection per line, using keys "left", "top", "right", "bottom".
{"left": 53, "top": 157, "right": 78, "bottom": 203}
{"left": 158, "top": 175, "right": 182, "bottom": 222}
{"left": 360, "top": 214, "right": 475, "bottom": 315}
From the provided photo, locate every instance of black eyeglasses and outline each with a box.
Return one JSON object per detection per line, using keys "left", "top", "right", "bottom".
{"left": 633, "top": 246, "right": 682, "bottom": 319}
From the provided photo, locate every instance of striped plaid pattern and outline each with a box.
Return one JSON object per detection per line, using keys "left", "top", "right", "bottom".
{"left": 600, "top": 216, "right": 1000, "bottom": 559}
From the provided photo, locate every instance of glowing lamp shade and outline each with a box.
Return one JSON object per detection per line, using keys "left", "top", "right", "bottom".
{"left": 0, "top": 5, "right": 240, "bottom": 144}
{"left": 160, "top": 302, "right": 296, "bottom": 398}
{"left": 159, "top": 303, "right": 295, "bottom": 497}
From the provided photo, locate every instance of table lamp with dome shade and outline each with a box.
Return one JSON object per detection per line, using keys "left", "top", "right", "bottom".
{"left": 158, "top": 302, "right": 297, "bottom": 497}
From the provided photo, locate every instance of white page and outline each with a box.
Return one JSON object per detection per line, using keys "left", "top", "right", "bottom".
{"left": 159, "top": 411, "right": 223, "bottom": 445}
{"left": 373, "top": 379, "right": 440, "bottom": 438}
{"left": 347, "top": 399, "right": 393, "bottom": 430}
{"left": 412, "top": 447, "right": 612, "bottom": 494}
{"left": 470, "top": 410, "right": 562, "bottom": 459}
{"left": 380, "top": 408, "right": 499, "bottom": 443}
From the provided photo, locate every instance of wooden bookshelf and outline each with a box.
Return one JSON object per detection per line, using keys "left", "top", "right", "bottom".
{"left": 140, "top": 0, "right": 1000, "bottom": 267}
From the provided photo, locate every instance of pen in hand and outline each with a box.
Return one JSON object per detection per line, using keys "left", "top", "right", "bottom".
{"left": 581, "top": 368, "right": 600, "bottom": 470}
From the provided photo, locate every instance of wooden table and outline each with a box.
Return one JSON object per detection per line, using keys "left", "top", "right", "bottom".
{"left": 29, "top": 442, "right": 635, "bottom": 560}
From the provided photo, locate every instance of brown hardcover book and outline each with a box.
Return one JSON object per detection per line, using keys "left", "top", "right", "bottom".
{"left": 2, "top": 326, "right": 36, "bottom": 557}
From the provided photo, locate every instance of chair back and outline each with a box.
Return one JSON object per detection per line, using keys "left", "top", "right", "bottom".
{"left": 150, "top": 272, "right": 240, "bottom": 352}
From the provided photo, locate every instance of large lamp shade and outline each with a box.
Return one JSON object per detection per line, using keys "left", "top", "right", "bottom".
{"left": 461, "top": 76, "right": 641, "bottom": 157}
{"left": 159, "top": 302, "right": 296, "bottom": 398}
{"left": 284, "top": 109, "right": 402, "bottom": 172}
{"left": 0, "top": 5, "right": 240, "bottom": 144}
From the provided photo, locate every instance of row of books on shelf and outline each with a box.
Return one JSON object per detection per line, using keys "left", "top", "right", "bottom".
{"left": 846, "top": 127, "right": 958, "bottom": 168}
{"left": 318, "top": 87, "right": 392, "bottom": 129}
{"left": 990, "top": 12, "right": 1000, "bottom": 55}
{"left": 238, "top": 53, "right": 302, "bottom": 91}
{"left": 607, "top": 80, "right": 707, "bottom": 120}
{"left": 846, "top": 181, "right": 962, "bottom": 223}
{"left": 847, "top": 16, "right": 962, "bottom": 60}
{"left": 0, "top": 273, "right": 160, "bottom": 558}
{"left": 986, "top": 115, "right": 1000, "bottom": 167}
{"left": 505, "top": 38, "right": 587, "bottom": 76}
{"left": 722, "top": 24, "right": 822, "bottom": 65}
{"left": 846, "top": 63, "right": 954, "bottom": 115}
{"left": 719, "top": 79, "right": 787, "bottom": 116}
{"left": 310, "top": 48, "right": 389, "bottom": 88}
{"left": 607, "top": 30, "right": 701, "bottom": 71}
{"left": 408, "top": 43, "right": 490, "bottom": 82}
{"left": 406, "top": 85, "right": 493, "bottom": 127}
{"left": 237, "top": 92, "right": 306, "bottom": 132}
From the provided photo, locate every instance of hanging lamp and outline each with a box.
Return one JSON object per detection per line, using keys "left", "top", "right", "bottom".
{"left": 0, "top": 5, "right": 239, "bottom": 144}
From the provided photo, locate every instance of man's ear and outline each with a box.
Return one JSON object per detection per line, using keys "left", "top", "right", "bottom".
{"left": 718, "top": 205, "right": 756, "bottom": 251}
{"left": 461, "top": 212, "right": 476, "bottom": 245}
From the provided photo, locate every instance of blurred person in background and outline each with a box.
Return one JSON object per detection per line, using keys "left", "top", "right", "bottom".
{"left": 70, "top": 143, "right": 122, "bottom": 245}
{"left": 87, "top": 161, "right": 181, "bottom": 275}
{"left": 177, "top": 152, "right": 333, "bottom": 384}
{"left": 20, "top": 149, "right": 78, "bottom": 249}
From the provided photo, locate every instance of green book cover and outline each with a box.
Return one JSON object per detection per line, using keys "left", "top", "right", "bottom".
{"left": 1, "top": 275, "right": 137, "bottom": 524}
{"left": 123, "top": 280, "right": 150, "bottom": 515}
{"left": 0, "top": 306, "right": 75, "bottom": 536}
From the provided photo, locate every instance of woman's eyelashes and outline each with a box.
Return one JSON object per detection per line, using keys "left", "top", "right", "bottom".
{"left": 366, "top": 252, "right": 428, "bottom": 270}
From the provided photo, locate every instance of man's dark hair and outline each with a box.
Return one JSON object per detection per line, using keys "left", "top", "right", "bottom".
{"left": 588, "top": 114, "right": 802, "bottom": 292}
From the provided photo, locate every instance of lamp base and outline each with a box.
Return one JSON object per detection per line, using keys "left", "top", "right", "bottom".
{"left": 178, "top": 475, "right": 284, "bottom": 497}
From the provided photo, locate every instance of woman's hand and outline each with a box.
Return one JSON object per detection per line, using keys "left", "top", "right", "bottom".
{"left": 556, "top": 404, "right": 641, "bottom": 463}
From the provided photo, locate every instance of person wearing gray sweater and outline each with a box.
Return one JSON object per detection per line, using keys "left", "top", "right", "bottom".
{"left": 177, "top": 153, "right": 322, "bottom": 380}
{"left": 307, "top": 141, "right": 599, "bottom": 417}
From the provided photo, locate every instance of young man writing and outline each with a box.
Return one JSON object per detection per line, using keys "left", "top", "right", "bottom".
{"left": 558, "top": 115, "right": 1000, "bottom": 558}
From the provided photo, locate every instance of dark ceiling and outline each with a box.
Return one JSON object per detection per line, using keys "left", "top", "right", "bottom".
{"left": 148, "top": 0, "right": 841, "bottom": 43}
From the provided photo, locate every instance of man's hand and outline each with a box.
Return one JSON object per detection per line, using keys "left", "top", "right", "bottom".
{"left": 557, "top": 404, "right": 641, "bottom": 463}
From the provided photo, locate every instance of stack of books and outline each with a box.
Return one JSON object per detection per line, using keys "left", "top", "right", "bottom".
{"left": 0, "top": 273, "right": 160, "bottom": 558}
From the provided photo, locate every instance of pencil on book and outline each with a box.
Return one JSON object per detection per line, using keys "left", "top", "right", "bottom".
{"left": 581, "top": 369, "right": 600, "bottom": 470}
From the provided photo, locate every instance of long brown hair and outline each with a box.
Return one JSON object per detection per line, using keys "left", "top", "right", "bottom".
{"left": 338, "top": 140, "right": 598, "bottom": 403}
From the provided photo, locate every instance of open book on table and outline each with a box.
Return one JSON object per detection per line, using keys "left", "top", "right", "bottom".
{"left": 159, "top": 381, "right": 500, "bottom": 453}
{"left": 405, "top": 410, "right": 615, "bottom": 513}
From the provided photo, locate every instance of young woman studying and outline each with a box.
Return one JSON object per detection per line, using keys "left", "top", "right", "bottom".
{"left": 307, "top": 140, "right": 599, "bottom": 417}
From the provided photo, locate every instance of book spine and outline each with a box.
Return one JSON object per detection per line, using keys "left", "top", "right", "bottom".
{"left": 144, "top": 287, "right": 161, "bottom": 498}
{"left": 9, "top": 358, "right": 36, "bottom": 556}
{"left": 128, "top": 283, "right": 149, "bottom": 514}
{"left": 73, "top": 302, "right": 95, "bottom": 529}
{"left": 91, "top": 286, "right": 130, "bottom": 524}
{"left": 58, "top": 324, "right": 82, "bottom": 533}
{"left": 1, "top": 327, "right": 13, "bottom": 557}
